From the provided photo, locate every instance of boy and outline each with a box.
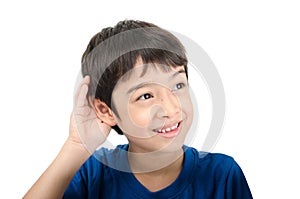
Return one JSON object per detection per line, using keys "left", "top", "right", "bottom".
{"left": 24, "top": 20, "right": 252, "bottom": 198}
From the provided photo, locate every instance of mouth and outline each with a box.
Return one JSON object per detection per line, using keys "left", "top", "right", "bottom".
{"left": 153, "top": 121, "right": 182, "bottom": 138}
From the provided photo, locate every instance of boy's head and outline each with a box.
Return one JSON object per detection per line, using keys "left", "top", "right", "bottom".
{"left": 81, "top": 20, "right": 193, "bottom": 151}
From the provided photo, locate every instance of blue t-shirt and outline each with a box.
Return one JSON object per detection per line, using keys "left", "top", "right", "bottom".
{"left": 64, "top": 145, "right": 252, "bottom": 199}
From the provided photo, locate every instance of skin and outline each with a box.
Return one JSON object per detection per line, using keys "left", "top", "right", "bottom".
{"left": 111, "top": 61, "right": 194, "bottom": 190}
{"left": 113, "top": 62, "right": 193, "bottom": 151}
{"left": 24, "top": 59, "right": 194, "bottom": 197}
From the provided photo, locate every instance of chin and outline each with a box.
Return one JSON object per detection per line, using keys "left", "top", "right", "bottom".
{"left": 156, "top": 140, "right": 185, "bottom": 153}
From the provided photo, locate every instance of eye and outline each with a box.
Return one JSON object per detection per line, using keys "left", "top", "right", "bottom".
{"left": 137, "top": 93, "right": 153, "bottom": 100}
{"left": 173, "top": 83, "right": 185, "bottom": 91}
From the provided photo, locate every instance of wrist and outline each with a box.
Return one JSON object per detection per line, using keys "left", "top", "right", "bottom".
{"left": 63, "top": 138, "right": 92, "bottom": 161}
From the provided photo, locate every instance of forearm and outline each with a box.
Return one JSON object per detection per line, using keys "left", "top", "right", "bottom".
{"left": 23, "top": 140, "right": 91, "bottom": 199}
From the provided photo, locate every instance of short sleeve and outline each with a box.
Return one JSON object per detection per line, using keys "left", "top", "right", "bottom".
{"left": 226, "top": 160, "right": 253, "bottom": 199}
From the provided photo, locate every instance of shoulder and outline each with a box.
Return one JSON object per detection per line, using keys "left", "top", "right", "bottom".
{"left": 65, "top": 145, "right": 129, "bottom": 187}
{"left": 84, "top": 144, "right": 132, "bottom": 175}
{"left": 85, "top": 144, "right": 129, "bottom": 170}
{"left": 185, "top": 146, "right": 235, "bottom": 166}
{"left": 184, "top": 146, "right": 240, "bottom": 178}
{"left": 64, "top": 145, "right": 129, "bottom": 198}
{"left": 183, "top": 146, "right": 252, "bottom": 198}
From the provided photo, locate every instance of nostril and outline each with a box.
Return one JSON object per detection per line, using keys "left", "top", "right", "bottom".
{"left": 157, "top": 103, "right": 181, "bottom": 119}
{"left": 150, "top": 104, "right": 166, "bottom": 118}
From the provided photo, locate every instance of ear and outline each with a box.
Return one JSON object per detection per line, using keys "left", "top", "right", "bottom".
{"left": 93, "top": 99, "right": 117, "bottom": 127}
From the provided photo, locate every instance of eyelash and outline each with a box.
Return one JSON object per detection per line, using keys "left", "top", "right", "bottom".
{"left": 137, "top": 93, "right": 153, "bottom": 101}
{"left": 136, "top": 83, "right": 186, "bottom": 101}
{"left": 173, "top": 82, "right": 186, "bottom": 91}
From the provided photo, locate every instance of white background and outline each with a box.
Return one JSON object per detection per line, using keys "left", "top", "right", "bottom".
{"left": 1, "top": 0, "right": 299, "bottom": 198}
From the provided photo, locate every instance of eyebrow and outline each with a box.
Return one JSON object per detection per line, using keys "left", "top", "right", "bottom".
{"left": 126, "top": 69, "right": 186, "bottom": 94}
{"left": 172, "top": 69, "right": 186, "bottom": 78}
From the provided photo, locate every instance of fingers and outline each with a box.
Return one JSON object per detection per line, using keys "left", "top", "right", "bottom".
{"left": 74, "top": 76, "right": 90, "bottom": 108}
{"left": 77, "top": 84, "right": 88, "bottom": 107}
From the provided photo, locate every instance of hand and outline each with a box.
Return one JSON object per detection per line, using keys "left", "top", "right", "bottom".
{"left": 69, "top": 76, "right": 111, "bottom": 153}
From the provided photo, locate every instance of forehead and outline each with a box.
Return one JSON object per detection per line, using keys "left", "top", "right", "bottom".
{"left": 124, "top": 56, "right": 184, "bottom": 79}
{"left": 117, "top": 62, "right": 185, "bottom": 89}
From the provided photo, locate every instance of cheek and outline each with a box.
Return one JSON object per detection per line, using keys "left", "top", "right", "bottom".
{"left": 127, "top": 105, "right": 152, "bottom": 128}
{"left": 178, "top": 93, "right": 194, "bottom": 119}
{"left": 112, "top": 95, "right": 154, "bottom": 138}
{"left": 186, "top": 100, "right": 194, "bottom": 129}
{"left": 186, "top": 97, "right": 194, "bottom": 115}
{"left": 117, "top": 105, "right": 155, "bottom": 139}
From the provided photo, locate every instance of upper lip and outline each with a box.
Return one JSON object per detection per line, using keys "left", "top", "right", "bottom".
{"left": 153, "top": 121, "right": 181, "bottom": 132}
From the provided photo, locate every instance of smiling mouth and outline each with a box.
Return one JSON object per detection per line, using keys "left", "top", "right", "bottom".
{"left": 154, "top": 122, "right": 181, "bottom": 134}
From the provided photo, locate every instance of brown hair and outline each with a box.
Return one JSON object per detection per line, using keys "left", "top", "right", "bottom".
{"left": 81, "top": 20, "right": 188, "bottom": 135}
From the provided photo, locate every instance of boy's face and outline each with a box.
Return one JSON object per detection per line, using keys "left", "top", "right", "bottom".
{"left": 111, "top": 59, "right": 193, "bottom": 153}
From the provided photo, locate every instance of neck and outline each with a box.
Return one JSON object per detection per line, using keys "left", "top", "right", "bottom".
{"left": 127, "top": 145, "right": 184, "bottom": 174}
{"left": 127, "top": 145, "right": 184, "bottom": 192}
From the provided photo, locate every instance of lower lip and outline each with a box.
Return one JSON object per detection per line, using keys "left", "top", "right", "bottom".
{"left": 156, "top": 122, "right": 181, "bottom": 138}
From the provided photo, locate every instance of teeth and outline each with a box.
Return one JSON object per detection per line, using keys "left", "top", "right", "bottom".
{"left": 156, "top": 122, "right": 179, "bottom": 133}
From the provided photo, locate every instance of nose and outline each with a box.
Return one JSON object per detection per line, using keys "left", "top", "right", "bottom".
{"left": 156, "top": 89, "right": 181, "bottom": 119}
